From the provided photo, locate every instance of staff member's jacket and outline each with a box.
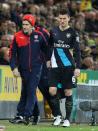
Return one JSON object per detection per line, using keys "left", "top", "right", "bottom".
{"left": 10, "top": 29, "right": 49, "bottom": 71}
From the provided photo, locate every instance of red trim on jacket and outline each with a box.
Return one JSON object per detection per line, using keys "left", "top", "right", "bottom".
{"left": 15, "top": 31, "right": 29, "bottom": 47}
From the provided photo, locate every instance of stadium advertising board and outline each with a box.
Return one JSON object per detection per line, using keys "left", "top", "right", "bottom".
{"left": 0, "top": 66, "right": 43, "bottom": 101}
{"left": 77, "top": 69, "right": 98, "bottom": 86}
{"left": 0, "top": 66, "right": 21, "bottom": 101}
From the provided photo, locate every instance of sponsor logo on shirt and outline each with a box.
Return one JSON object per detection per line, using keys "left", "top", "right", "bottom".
{"left": 76, "top": 36, "right": 79, "bottom": 42}
{"left": 54, "top": 40, "right": 70, "bottom": 48}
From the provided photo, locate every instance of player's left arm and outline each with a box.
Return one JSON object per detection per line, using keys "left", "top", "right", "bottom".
{"left": 40, "top": 32, "right": 51, "bottom": 62}
{"left": 73, "top": 31, "right": 81, "bottom": 77}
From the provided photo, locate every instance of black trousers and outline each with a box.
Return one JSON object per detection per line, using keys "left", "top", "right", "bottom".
{"left": 17, "top": 65, "right": 42, "bottom": 118}
{"left": 32, "top": 64, "right": 57, "bottom": 116}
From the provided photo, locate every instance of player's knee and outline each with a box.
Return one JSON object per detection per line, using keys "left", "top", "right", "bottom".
{"left": 64, "top": 89, "right": 72, "bottom": 96}
{"left": 49, "top": 87, "right": 57, "bottom": 96}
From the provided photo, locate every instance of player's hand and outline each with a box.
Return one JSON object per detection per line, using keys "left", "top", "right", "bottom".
{"left": 13, "top": 68, "right": 20, "bottom": 77}
{"left": 46, "top": 60, "right": 51, "bottom": 68}
{"left": 74, "top": 68, "right": 80, "bottom": 77}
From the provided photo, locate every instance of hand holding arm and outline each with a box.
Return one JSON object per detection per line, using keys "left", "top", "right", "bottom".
{"left": 13, "top": 68, "right": 20, "bottom": 77}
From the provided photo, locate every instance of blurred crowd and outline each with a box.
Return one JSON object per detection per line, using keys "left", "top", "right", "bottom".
{"left": 0, "top": 0, "right": 98, "bottom": 70}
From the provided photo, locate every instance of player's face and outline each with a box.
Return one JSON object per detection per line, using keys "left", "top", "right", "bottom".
{"left": 22, "top": 20, "right": 33, "bottom": 34}
{"left": 58, "top": 14, "right": 70, "bottom": 28}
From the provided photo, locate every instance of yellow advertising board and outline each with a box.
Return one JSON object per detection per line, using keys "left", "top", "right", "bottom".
{"left": 0, "top": 65, "right": 43, "bottom": 101}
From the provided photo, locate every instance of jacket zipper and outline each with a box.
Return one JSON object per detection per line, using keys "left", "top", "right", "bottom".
{"left": 28, "top": 37, "right": 32, "bottom": 72}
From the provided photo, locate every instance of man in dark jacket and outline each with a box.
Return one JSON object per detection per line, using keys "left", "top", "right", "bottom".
{"left": 32, "top": 26, "right": 60, "bottom": 125}
{"left": 9, "top": 14, "right": 49, "bottom": 125}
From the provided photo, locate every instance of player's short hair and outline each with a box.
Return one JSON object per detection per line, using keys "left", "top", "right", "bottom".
{"left": 58, "top": 8, "right": 70, "bottom": 16}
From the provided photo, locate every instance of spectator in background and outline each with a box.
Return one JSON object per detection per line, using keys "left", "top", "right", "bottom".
{"left": 0, "top": 34, "right": 14, "bottom": 47}
{"left": 33, "top": 0, "right": 45, "bottom": 4}
{"left": 29, "top": 4, "right": 40, "bottom": 15}
{"left": 81, "top": 56, "right": 94, "bottom": 70}
{"left": 74, "top": 13, "right": 85, "bottom": 33}
{"left": 0, "top": 47, "right": 9, "bottom": 65}
{"left": 94, "top": 11, "right": 98, "bottom": 32}
{"left": 45, "top": 0, "right": 54, "bottom": 7}
{"left": 0, "top": 21, "right": 16, "bottom": 39}
{"left": 94, "top": 61, "right": 98, "bottom": 70}
{"left": 68, "top": 1, "right": 78, "bottom": 17}
{"left": 7, "top": 21, "right": 17, "bottom": 34}
{"left": 0, "top": 21, "right": 9, "bottom": 36}
{"left": 92, "top": 0, "right": 98, "bottom": 9}
{"left": 85, "top": 11, "right": 96, "bottom": 32}
{"left": 10, "top": 2, "right": 23, "bottom": 29}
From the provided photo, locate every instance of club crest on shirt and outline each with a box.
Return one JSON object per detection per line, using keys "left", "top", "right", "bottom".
{"left": 76, "top": 36, "right": 79, "bottom": 42}
{"left": 66, "top": 33, "right": 71, "bottom": 38}
{"left": 34, "top": 35, "right": 39, "bottom": 42}
{"left": 34, "top": 35, "right": 38, "bottom": 39}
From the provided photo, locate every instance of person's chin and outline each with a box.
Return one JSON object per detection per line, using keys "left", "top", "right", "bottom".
{"left": 23, "top": 31, "right": 29, "bottom": 35}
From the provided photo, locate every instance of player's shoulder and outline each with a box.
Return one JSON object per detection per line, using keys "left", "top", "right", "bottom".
{"left": 50, "top": 26, "right": 59, "bottom": 35}
{"left": 68, "top": 27, "right": 79, "bottom": 36}
{"left": 34, "top": 29, "right": 43, "bottom": 37}
{"left": 35, "top": 26, "right": 49, "bottom": 36}
{"left": 68, "top": 27, "right": 75, "bottom": 32}
{"left": 15, "top": 30, "right": 23, "bottom": 36}
{"left": 51, "top": 26, "right": 58, "bottom": 31}
{"left": 42, "top": 28, "right": 50, "bottom": 36}
{"left": 14, "top": 30, "right": 26, "bottom": 39}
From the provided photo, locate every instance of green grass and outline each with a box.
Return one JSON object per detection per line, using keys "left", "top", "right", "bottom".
{"left": 0, "top": 120, "right": 98, "bottom": 131}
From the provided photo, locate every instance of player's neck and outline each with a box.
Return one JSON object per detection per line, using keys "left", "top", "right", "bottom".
{"left": 59, "top": 25, "right": 70, "bottom": 31}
